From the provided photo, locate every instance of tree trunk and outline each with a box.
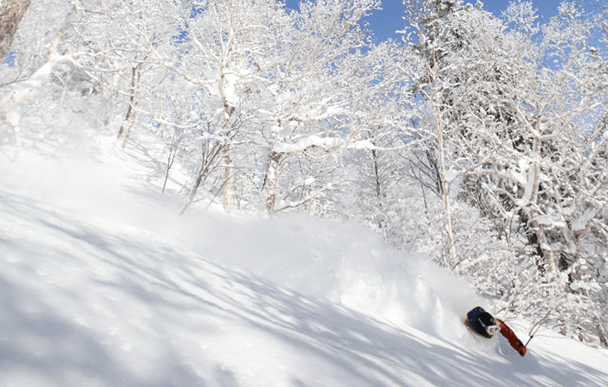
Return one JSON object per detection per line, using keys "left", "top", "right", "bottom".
{"left": 117, "top": 65, "right": 139, "bottom": 139}
{"left": 428, "top": 69, "right": 459, "bottom": 274}
{"left": 420, "top": 23, "right": 460, "bottom": 273}
{"left": 528, "top": 142, "right": 558, "bottom": 272}
{"left": 528, "top": 211, "right": 557, "bottom": 272}
{"left": 265, "top": 151, "right": 281, "bottom": 216}
{"left": 437, "top": 120, "right": 459, "bottom": 274}
{"left": 222, "top": 145, "right": 233, "bottom": 214}
{"left": 595, "top": 317, "right": 608, "bottom": 347}
{"left": 218, "top": 58, "right": 235, "bottom": 213}
{"left": 0, "top": 0, "right": 32, "bottom": 60}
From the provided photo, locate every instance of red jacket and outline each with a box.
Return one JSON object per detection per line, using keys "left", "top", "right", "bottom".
{"left": 497, "top": 318, "right": 527, "bottom": 357}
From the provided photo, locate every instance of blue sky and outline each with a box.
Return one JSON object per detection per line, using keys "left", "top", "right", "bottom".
{"left": 284, "top": 0, "right": 606, "bottom": 43}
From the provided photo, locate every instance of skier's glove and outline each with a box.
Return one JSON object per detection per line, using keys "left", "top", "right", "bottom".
{"left": 515, "top": 341, "right": 527, "bottom": 357}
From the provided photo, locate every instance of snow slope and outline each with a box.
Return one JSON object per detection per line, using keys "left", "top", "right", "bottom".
{"left": 1, "top": 130, "right": 608, "bottom": 387}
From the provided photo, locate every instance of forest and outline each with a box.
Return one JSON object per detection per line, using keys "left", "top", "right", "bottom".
{"left": 1, "top": 0, "right": 608, "bottom": 347}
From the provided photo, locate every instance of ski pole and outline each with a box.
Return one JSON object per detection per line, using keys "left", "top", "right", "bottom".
{"left": 525, "top": 309, "right": 552, "bottom": 347}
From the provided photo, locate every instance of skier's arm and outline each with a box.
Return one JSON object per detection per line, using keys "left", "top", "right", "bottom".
{"left": 496, "top": 319, "right": 526, "bottom": 357}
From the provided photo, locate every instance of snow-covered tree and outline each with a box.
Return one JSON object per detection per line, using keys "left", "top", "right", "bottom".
{"left": 402, "top": 0, "right": 507, "bottom": 272}
{"left": 261, "top": 36, "right": 407, "bottom": 216}
{"left": 249, "top": 0, "right": 399, "bottom": 216}
{"left": 151, "top": 0, "right": 292, "bottom": 213}
{"left": 159, "top": 0, "right": 413, "bottom": 217}
{"left": 0, "top": 0, "right": 80, "bottom": 154}
{"left": 400, "top": 0, "right": 608, "bottom": 345}
{"left": 0, "top": 0, "right": 175, "bottom": 153}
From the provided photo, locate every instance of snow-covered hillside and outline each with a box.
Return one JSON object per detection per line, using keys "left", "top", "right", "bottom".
{"left": 1, "top": 130, "right": 608, "bottom": 387}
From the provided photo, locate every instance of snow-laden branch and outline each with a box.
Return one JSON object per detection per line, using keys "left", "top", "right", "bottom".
{"left": 272, "top": 134, "right": 409, "bottom": 155}
{"left": 471, "top": 165, "right": 528, "bottom": 189}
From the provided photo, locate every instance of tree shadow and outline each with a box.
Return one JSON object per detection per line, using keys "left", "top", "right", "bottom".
{"left": 1, "top": 186, "right": 608, "bottom": 386}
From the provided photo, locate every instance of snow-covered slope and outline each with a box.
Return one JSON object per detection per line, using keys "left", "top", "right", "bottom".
{"left": 1, "top": 131, "right": 608, "bottom": 387}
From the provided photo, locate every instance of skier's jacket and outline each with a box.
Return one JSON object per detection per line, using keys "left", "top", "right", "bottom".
{"left": 466, "top": 306, "right": 527, "bottom": 357}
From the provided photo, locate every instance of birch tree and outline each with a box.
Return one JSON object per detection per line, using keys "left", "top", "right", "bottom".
{"left": 157, "top": 0, "right": 290, "bottom": 214}
{"left": 404, "top": 0, "right": 608, "bottom": 344}
{"left": 164, "top": 0, "right": 408, "bottom": 216}
{"left": 402, "top": 0, "right": 504, "bottom": 272}
{"left": 0, "top": 0, "right": 172, "bottom": 153}
{"left": 254, "top": 0, "right": 417, "bottom": 216}
{"left": 0, "top": 0, "right": 80, "bottom": 156}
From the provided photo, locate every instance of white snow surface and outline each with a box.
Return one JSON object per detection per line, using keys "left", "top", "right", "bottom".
{"left": 1, "top": 129, "right": 608, "bottom": 387}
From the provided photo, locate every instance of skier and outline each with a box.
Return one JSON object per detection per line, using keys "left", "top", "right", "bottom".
{"left": 466, "top": 306, "right": 527, "bottom": 357}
